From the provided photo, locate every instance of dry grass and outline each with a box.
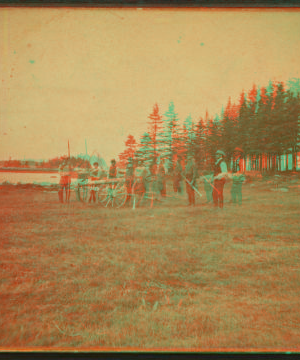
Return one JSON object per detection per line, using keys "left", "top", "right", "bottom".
{"left": 0, "top": 180, "right": 300, "bottom": 350}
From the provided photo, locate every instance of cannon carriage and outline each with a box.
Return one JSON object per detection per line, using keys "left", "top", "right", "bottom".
{"left": 76, "top": 177, "right": 127, "bottom": 208}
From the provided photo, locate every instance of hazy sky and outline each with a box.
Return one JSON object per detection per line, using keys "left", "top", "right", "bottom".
{"left": 1, "top": 8, "right": 300, "bottom": 162}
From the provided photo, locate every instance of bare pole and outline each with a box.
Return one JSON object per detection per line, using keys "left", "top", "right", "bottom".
{"left": 67, "top": 139, "right": 71, "bottom": 203}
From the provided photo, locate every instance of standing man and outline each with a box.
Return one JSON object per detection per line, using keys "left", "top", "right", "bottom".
{"left": 231, "top": 148, "right": 246, "bottom": 205}
{"left": 88, "top": 162, "right": 101, "bottom": 203}
{"left": 58, "top": 160, "right": 71, "bottom": 203}
{"left": 213, "top": 150, "right": 228, "bottom": 209}
{"left": 109, "top": 159, "right": 117, "bottom": 191}
{"left": 125, "top": 157, "right": 134, "bottom": 206}
{"left": 133, "top": 159, "right": 151, "bottom": 205}
{"left": 184, "top": 155, "right": 197, "bottom": 206}
{"left": 76, "top": 162, "right": 90, "bottom": 202}
{"left": 157, "top": 158, "right": 167, "bottom": 198}
{"left": 109, "top": 159, "right": 117, "bottom": 179}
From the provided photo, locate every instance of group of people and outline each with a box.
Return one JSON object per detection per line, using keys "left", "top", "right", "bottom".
{"left": 123, "top": 147, "right": 246, "bottom": 209}
{"left": 180, "top": 148, "right": 246, "bottom": 209}
{"left": 58, "top": 148, "right": 246, "bottom": 208}
{"left": 58, "top": 159, "right": 117, "bottom": 203}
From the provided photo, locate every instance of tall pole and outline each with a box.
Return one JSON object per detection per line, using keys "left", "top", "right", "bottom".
{"left": 67, "top": 139, "right": 71, "bottom": 202}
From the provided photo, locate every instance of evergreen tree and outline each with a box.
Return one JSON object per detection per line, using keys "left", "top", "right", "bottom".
{"left": 221, "top": 97, "right": 238, "bottom": 159}
{"left": 206, "top": 116, "right": 222, "bottom": 168}
{"left": 256, "top": 86, "right": 269, "bottom": 170}
{"left": 285, "top": 91, "right": 300, "bottom": 171}
{"left": 271, "top": 82, "right": 287, "bottom": 170}
{"left": 193, "top": 118, "right": 206, "bottom": 169}
{"left": 118, "top": 134, "right": 137, "bottom": 168}
{"left": 138, "top": 132, "right": 154, "bottom": 166}
{"left": 162, "top": 101, "right": 180, "bottom": 170}
{"left": 147, "top": 103, "right": 164, "bottom": 161}
{"left": 182, "top": 114, "right": 195, "bottom": 161}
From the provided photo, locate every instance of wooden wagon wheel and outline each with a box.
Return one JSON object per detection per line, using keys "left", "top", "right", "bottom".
{"left": 97, "top": 180, "right": 127, "bottom": 208}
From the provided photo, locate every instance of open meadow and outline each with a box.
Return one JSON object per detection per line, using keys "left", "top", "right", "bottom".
{"left": 0, "top": 177, "right": 300, "bottom": 351}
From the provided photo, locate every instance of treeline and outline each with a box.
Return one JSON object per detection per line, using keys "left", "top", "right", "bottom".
{"left": 1, "top": 156, "right": 92, "bottom": 170}
{"left": 118, "top": 78, "right": 300, "bottom": 172}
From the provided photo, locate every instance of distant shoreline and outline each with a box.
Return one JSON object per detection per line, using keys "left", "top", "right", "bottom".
{"left": 0, "top": 168, "right": 59, "bottom": 174}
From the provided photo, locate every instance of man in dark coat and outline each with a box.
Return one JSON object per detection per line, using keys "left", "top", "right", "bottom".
{"left": 88, "top": 162, "right": 101, "bottom": 203}
{"left": 184, "top": 156, "right": 197, "bottom": 206}
{"left": 157, "top": 158, "right": 167, "bottom": 198}
{"left": 109, "top": 159, "right": 117, "bottom": 179}
{"left": 125, "top": 157, "right": 134, "bottom": 206}
{"left": 58, "top": 161, "right": 71, "bottom": 203}
{"left": 213, "top": 150, "right": 228, "bottom": 209}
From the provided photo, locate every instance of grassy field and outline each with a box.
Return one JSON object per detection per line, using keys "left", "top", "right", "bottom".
{"left": 0, "top": 178, "right": 300, "bottom": 351}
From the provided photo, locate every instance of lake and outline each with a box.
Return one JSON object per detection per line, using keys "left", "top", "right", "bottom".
{"left": 0, "top": 171, "right": 76, "bottom": 186}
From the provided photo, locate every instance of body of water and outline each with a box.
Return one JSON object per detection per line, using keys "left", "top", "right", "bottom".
{"left": 0, "top": 171, "right": 77, "bottom": 186}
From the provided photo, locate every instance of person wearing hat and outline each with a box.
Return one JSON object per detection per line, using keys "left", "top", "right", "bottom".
{"left": 133, "top": 159, "right": 151, "bottom": 204}
{"left": 58, "top": 160, "right": 71, "bottom": 203}
{"left": 75, "top": 161, "right": 90, "bottom": 202}
{"left": 184, "top": 155, "right": 197, "bottom": 206}
{"left": 213, "top": 150, "right": 228, "bottom": 209}
{"left": 157, "top": 158, "right": 167, "bottom": 198}
{"left": 230, "top": 148, "right": 246, "bottom": 205}
{"left": 109, "top": 159, "right": 117, "bottom": 179}
{"left": 88, "top": 162, "right": 101, "bottom": 203}
{"left": 124, "top": 157, "right": 134, "bottom": 206}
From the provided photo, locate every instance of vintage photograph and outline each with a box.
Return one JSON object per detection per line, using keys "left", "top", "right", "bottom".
{"left": 0, "top": 7, "right": 300, "bottom": 351}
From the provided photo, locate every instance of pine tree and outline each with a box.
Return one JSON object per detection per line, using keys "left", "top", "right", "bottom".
{"left": 138, "top": 132, "right": 154, "bottom": 167}
{"left": 118, "top": 134, "right": 137, "bottom": 168}
{"left": 206, "top": 116, "right": 222, "bottom": 168}
{"left": 221, "top": 97, "right": 238, "bottom": 158}
{"left": 182, "top": 114, "right": 195, "bottom": 161}
{"left": 285, "top": 91, "right": 300, "bottom": 171}
{"left": 256, "top": 86, "right": 269, "bottom": 171}
{"left": 193, "top": 118, "right": 206, "bottom": 168}
{"left": 247, "top": 84, "right": 259, "bottom": 169}
{"left": 147, "top": 103, "right": 164, "bottom": 161}
{"left": 162, "top": 101, "right": 180, "bottom": 170}
{"left": 271, "top": 82, "right": 287, "bottom": 171}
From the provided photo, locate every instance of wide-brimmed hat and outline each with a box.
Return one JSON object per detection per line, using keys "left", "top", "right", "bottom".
{"left": 234, "top": 147, "right": 244, "bottom": 153}
{"left": 216, "top": 150, "right": 226, "bottom": 156}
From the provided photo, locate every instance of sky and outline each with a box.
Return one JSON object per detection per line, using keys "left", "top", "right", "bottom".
{"left": 1, "top": 8, "right": 300, "bottom": 163}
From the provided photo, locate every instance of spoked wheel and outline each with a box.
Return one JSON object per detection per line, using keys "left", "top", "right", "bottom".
{"left": 97, "top": 181, "right": 127, "bottom": 208}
